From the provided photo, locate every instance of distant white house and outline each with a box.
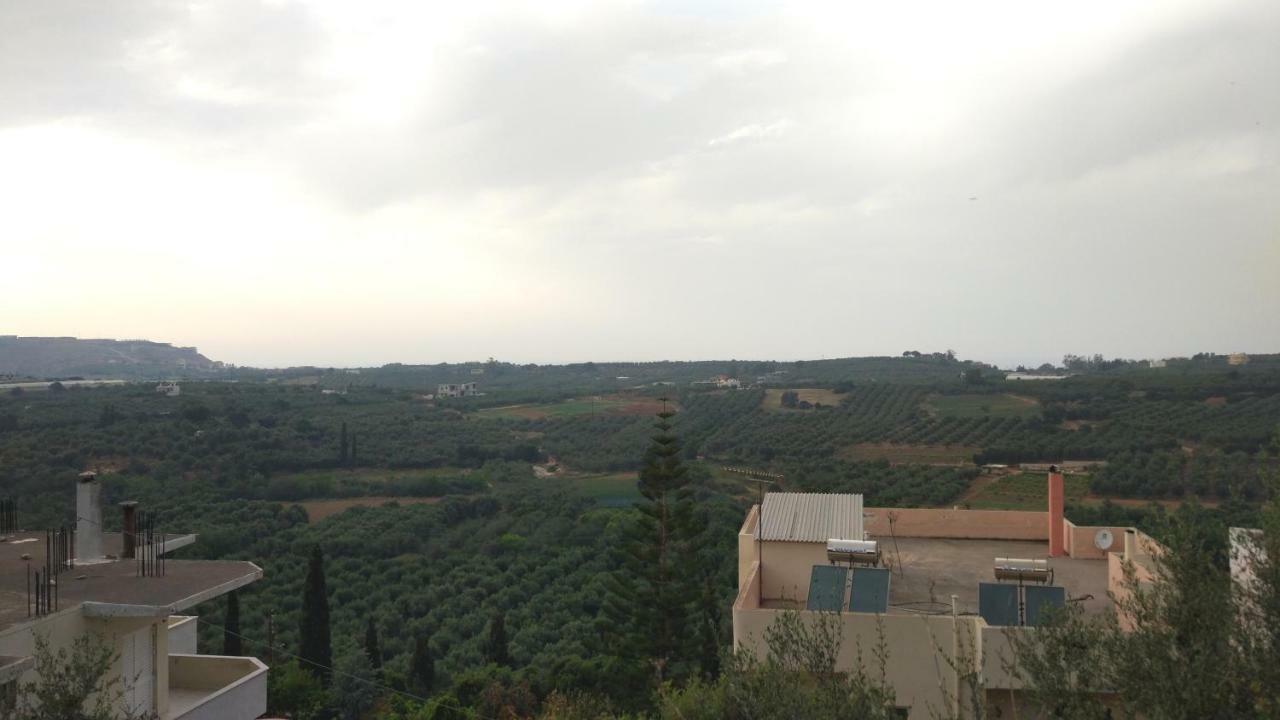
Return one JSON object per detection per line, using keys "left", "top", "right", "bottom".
{"left": 155, "top": 381, "right": 181, "bottom": 397}
{"left": 1004, "top": 373, "right": 1066, "bottom": 381}
{"left": 1148, "top": 359, "right": 1167, "bottom": 369}
{"left": 1228, "top": 353, "right": 1250, "bottom": 366}
{"left": 437, "top": 382, "right": 479, "bottom": 398}
{"left": 714, "top": 375, "right": 742, "bottom": 389}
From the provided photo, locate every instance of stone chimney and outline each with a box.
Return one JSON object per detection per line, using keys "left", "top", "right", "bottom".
{"left": 75, "top": 471, "right": 104, "bottom": 562}
{"left": 1048, "top": 467, "right": 1065, "bottom": 557}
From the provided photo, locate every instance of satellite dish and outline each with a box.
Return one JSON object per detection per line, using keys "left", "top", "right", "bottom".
{"left": 1094, "top": 529, "right": 1115, "bottom": 550}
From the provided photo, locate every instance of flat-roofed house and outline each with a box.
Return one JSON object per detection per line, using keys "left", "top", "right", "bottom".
{"left": 0, "top": 473, "right": 267, "bottom": 719}
{"left": 732, "top": 476, "right": 1162, "bottom": 718}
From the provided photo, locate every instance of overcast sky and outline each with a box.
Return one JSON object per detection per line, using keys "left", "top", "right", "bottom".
{"left": 2, "top": 1, "right": 1277, "bottom": 368}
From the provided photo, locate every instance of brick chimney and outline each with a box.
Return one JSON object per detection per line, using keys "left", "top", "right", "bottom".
{"left": 75, "top": 472, "right": 104, "bottom": 561}
{"left": 1048, "top": 466, "right": 1065, "bottom": 557}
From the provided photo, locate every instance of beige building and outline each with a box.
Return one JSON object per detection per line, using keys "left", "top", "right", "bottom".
{"left": 436, "top": 382, "right": 479, "bottom": 398}
{"left": 0, "top": 473, "right": 266, "bottom": 719}
{"left": 731, "top": 482, "right": 1161, "bottom": 719}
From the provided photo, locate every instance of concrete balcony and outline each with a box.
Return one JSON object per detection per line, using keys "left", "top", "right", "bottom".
{"left": 166, "top": 654, "right": 267, "bottom": 720}
{"left": 168, "top": 615, "right": 197, "bottom": 655}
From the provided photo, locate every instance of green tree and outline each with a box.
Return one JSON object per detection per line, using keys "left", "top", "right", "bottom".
{"left": 602, "top": 401, "right": 702, "bottom": 684}
{"left": 333, "top": 646, "right": 379, "bottom": 720}
{"left": 267, "top": 661, "right": 328, "bottom": 720}
{"left": 657, "top": 611, "right": 898, "bottom": 720}
{"left": 224, "top": 590, "right": 242, "bottom": 656}
{"left": 299, "top": 544, "right": 333, "bottom": 686}
{"left": 364, "top": 617, "right": 383, "bottom": 680}
{"left": 14, "top": 632, "right": 152, "bottom": 720}
{"left": 1015, "top": 498, "right": 1280, "bottom": 718}
{"left": 482, "top": 611, "right": 511, "bottom": 667}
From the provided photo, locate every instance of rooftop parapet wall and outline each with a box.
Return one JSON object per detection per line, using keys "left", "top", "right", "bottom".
{"left": 864, "top": 508, "right": 1049, "bottom": 542}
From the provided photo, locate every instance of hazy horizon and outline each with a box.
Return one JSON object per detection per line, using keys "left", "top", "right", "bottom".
{"left": 4, "top": 1, "right": 1277, "bottom": 369}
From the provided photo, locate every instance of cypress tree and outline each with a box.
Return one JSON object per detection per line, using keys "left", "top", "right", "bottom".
{"left": 482, "top": 611, "right": 511, "bottom": 667}
{"left": 223, "top": 590, "right": 242, "bottom": 656}
{"left": 601, "top": 400, "right": 701, "bottom": 683}
{"left": 364, "top": 617, "right": 382, "bottom": 678}
{"left": 299, "top": 545, "right": 332, "bottom": 685}
{"left": 409, "top": 634, "right": 434, "bottom": 696}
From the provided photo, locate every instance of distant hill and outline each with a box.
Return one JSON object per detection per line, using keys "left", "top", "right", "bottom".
{"left": 0, "top": 336, "right": 221, "bottom": 380}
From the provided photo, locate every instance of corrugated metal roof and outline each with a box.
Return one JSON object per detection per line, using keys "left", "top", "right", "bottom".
{"left": 758, "top": 493, "right": 864, "bottom": 542}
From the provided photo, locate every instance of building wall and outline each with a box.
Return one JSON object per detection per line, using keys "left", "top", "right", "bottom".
{"left": 169, "top": 615, "right": 198, "bottom": 655}
{"left": 1062, "top": 521, "right": 1128, "bottom": 559}
{"left": 0, "top": 610, "right": 170, "bottom": 717}
{"left": 733, "top": 582, "right": 982, "bottom": 719}
{"left": 757, "top": 541, "right": 829, "bottom": 603}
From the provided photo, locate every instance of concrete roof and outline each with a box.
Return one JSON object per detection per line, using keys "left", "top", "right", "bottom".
{"left": 877, "top": 537, "right": 1113, "bottom": 616}
{"left": 759, "top": 492, "right": 864, "bottom": 542}
{"left": 762, "top": 536, "right": 1113, "bottom": 617}
{"left": 0, "top": 531, "right": 261, "bottom": 633}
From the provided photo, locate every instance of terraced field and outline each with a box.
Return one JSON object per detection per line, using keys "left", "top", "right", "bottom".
{"left": 478, "top": 395, "right": 673, "bottom": 420}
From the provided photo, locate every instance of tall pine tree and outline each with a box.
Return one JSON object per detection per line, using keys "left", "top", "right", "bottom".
{"left": 602, "top": 400, "right": 701, "bottom": 684}
{"left": 223, "top": 590, "right": 242, "bottom": 656}
{"left": 299, "top": 545, "right": 332, "bottom": 686}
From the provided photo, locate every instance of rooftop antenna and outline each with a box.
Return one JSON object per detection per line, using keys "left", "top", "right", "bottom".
{"left": 741, "top": 474, "right": 777, "bottom": 607}
{"left": 886, "top": 511, "right": 905, "bottom": 576}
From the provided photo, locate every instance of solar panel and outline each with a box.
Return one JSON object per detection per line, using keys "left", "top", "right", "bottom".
{"left": 849, "top": 567, "right": 891, "bottom": 613}
{"left": 979, "top": 582, "right": 1019, "bottom": 626}
{"left": 1024, "top": 585, "right": 1067, "bottom": 626}
{"left": 806, "top": 565, "right": 849, "bottom": 612}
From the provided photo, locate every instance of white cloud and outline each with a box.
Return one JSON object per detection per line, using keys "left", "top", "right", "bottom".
{"left": 0, "top": 0, "right": 1277, "bottom": 367}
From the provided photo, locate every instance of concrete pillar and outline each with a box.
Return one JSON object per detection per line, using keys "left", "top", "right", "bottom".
{"left": 121, "top": 501, "right": 138, "bottom": 559}
{"left": 76, "top": 472, "right": 103, "bottom": 561}
{"left": 1048, "top": 470, "right": 1065, "bottom": 557}
{"left": 1124, "top": 528, "right": 1137, "bottom": 561}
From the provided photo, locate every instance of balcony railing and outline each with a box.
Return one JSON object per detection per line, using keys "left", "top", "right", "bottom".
{"left": 166, "top": 654, "right": 267, "bottom": 720}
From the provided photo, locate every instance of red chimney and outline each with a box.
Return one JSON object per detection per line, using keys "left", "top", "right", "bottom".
{"left": 1048, "top": 467, "right": 1065, "bottom": 557}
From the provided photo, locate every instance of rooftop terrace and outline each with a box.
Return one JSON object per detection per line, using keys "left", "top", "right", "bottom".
{"left": 758, "top": 536, "right": 1112, "bottom": 616}
{"left": 0, "top": 531, "right": 261, "bottom": 632}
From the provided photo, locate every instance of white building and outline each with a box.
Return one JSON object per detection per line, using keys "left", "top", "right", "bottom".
{"left": 0, "top": 473, "right": 267, "bottom": 719}
{"left": 1004, "top": 373, "right": 1067, "bottom": 381}
{"left": 155, "top": 382, "right": 181, "bottom": 397}
{"left": 714, "top": 375, "right": 742, "bottom": 389}
{"left": 436, "top": 382, "right": 479, "bottom": 398}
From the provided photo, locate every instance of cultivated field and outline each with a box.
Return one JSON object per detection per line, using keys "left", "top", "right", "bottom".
{"left": 926, "top": 393, "right": 1040, "bottom": 419}
{"left": 478, "top": 395, "right": 673, "bottom": 420}
{"left": 838, "top": 443, "right": 979, "bottom": 465}
{"left": 301, "top": 496, "right": 443, "bottom": 522}
{"left": 561, "top": 472, "right": 641, "bottom": 507}
{"left": 962, "top": 472, "right": 1089, "bottom": 510}
{"left": 762, "top": 388, "right": 844, "bottom": 411}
